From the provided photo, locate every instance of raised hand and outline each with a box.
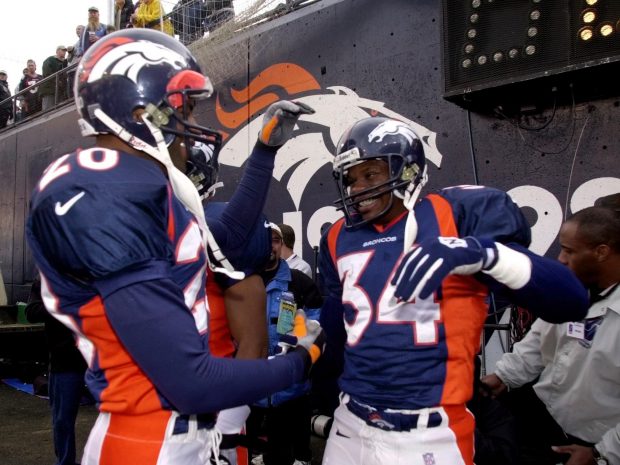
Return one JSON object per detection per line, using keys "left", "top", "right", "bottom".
{"left": 258, "top": 100, "right": 315, "bottom": 147}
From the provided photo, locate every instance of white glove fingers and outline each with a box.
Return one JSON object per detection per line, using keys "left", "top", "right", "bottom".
{"left": 416, "top": 258, "right": 444, "bottom": 299}
{"left": 394, "top": 247, "right": 423, "bottom": 287}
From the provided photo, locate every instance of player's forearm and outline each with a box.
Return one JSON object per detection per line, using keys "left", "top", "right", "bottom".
{"left": 216, "top": 142, "right": 277, "bottom": 248}
{"left": 185, "top": 352, "right": 306, "bottom": 412}
{"left": 225, "top": 275, "right": 269, "bottom": 359}
{"left": 485, "top": 243, "right": 588, "bottom": 323}
{"left": 494, "top": 320, "right": 546, "bottom": 388}
{"left": 102, "top": 278, "right": 307, "bottom": 414}
{"left": 235, "top": 339, "right": 268, "bottom": 359}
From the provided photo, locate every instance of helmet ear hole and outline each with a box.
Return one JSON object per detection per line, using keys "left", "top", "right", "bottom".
{"left": 132, "top": 107, "right": 146, "bottom": 122}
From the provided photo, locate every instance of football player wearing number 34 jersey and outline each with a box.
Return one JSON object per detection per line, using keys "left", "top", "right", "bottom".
{"left": 317, "top": 117, "right": 589, "bottom": 465}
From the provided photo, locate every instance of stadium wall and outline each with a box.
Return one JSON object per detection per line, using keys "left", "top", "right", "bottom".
{"left": 0, "top": 0, "right": 619, "bottom": 303}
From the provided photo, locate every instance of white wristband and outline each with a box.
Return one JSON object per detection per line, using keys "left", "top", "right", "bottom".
{"left": 482, "top": 242, "right": 531, "bottom": 290}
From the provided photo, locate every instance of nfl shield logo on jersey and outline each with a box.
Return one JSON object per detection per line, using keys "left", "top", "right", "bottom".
{"left": 422, "top": 452, "right": 436, "bottom": 465}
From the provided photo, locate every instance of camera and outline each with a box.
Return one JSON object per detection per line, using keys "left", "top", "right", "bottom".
{"left": 310, "top": 415, "right": 333, "bottom": 438}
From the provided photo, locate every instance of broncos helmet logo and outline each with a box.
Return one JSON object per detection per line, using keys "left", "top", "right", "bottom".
{"left": 367, "top": 120, "right": 418, "bottom": 145}
{"left": 215, "top": 64, "right": 443, "bottom": 210}
{"left": 82, "top": 40, "right": 189, "bottom": 84}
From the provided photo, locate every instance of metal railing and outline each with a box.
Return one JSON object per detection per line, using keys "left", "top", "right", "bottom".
{"left": 0, "top": 63, "right": 78, "bottom": 132}
{"left": 0, "top": 0, "right": 323, "bottom": 133}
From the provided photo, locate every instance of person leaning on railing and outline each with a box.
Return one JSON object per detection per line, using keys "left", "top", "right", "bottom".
{"left": 131, "top": 0, "right": 175, "bottom": 36}
{"left": 19, "top": 59, "right": 44, "bottom": 117}
{"left": 0, "top": 71, "right": 13, "bottom": 129}
{"left": 115, "top": 0, "right": 135, "bottom": 30}
{"left": 40, "top": 46, "right": 69, "bottom": 111}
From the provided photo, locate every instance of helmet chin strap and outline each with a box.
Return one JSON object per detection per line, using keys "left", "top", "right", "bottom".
{"left": 92, "top": 108, "right": 244, "bottom": 280}
{"left": 402, "top": 165, "right": 428, "bottom": 252}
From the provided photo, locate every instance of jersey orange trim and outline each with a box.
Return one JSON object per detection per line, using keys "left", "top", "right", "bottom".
{"left": 427, "top": 194, "right": 488, "bottom": 407}
{"left": 427, "top": 194, "right": 458, "bottom": 237}
{"left": 373, "top": 210, "right": 408, "bottom": 234}
{"left": 445, "top": 405, "right": 475, "bottom": 465}
{"left": 78, "top": 296, "right": 164, "bottom": 415}
{"left": 327, "top": 218, "right": 345, "bottom": 267}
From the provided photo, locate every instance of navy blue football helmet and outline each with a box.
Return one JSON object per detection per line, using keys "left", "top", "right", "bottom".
{"left": 74, "top": 28, "right": 221, "bottom": 157}
{"left": 333, "top": 117, "right": 427, "bottom": 227}
{"left": 186, "top": 140, "right": 222, "bottom": 200}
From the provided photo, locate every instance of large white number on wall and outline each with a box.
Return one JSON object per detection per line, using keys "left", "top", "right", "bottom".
{"left": 570, "top": 177, "right": 620, "bottom": 214}
{"left": 307, "top": 206, "right": 343, "bottom": 249}
{"left": 507, "top": 185, "right": 563, "bottom": 255}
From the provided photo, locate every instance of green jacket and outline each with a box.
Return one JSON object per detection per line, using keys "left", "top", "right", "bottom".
{"left": 40, "top": 56, "right": 68, "bottom": 97}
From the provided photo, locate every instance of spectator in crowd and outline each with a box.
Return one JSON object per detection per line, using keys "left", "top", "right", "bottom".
{"left": 114, "top": 0, "right": 135, "bottom": 30}
{"left": 40, "top": 45, "right": 68, "bottom": 111}
{"left": 131, "top": 0, "right": 175, "bottom": 36}
{"left": 0, "top": 70, "right": 13, "bottom": 129}
{"left": 249, "top": 223, "right": 323, "bottom": 465}
{"left": 317, "top": 116, "right": 588, "bottom": 465}
{"left": 19, "top": 59, "right": 43, "bottom": 117}
{"left": 204, "top": 0, "right": 235, "bottom": 33}
{"left": 67, "top": 25, "right": 85, "bottom": 94}
{"left": 14, "top": 68, "right": 26, "bottom": 95}
{"left": 277, "top": 223, "right": 312, "bottom": 278}
{"left": 67, "top": 25, "right": 85, "bottom": 65}
{"left": 13, "top": 69, "right": 27, "bottom": 122}
{"left": 482, "top": 206, "right": 620, "bottom": 465}
{"left": 25, "top": 276, "right": 90, "bottom": 465}
{"left": 81, "top": 6, "right": 107, "bottom": 54}
{"left": 171, "top": 0, "right": 207, "bottom": 45}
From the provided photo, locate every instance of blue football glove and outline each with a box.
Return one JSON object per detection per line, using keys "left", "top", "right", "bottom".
{"left": 257, "top": 100, "right": 315, "bottom": 147}
{"left": 391, "top": 236, "right": 498, "bottom": 301}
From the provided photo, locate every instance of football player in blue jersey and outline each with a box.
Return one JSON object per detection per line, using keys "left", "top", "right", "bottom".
{"left": 187, "top": 104, "right": 311, "bottom": 465}
{"left": 26, "top": 29, "right": 324, "bottom": 465}
{"left": 317, "top": 116, "right": 589, "bottom": 465}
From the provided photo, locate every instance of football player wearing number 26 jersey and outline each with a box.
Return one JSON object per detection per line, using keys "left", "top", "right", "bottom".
{"left": 318, "top": 117, "right": 589, "bottom": 465}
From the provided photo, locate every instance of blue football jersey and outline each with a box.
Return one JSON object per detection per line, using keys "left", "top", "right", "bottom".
{"left": 27, "top": 148, "right": 208, "bottom": 414}
{"left": 26, "top": 144, "right": 313, "bottom": 420}
{"left": 319, "top": 185, "right": 530, "bottom": 410}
